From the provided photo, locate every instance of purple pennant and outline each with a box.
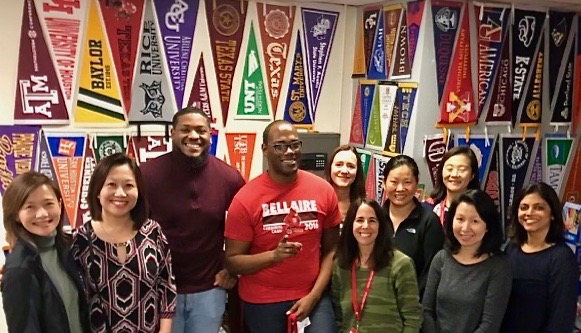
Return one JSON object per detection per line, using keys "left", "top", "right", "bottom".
{"left": 0, "top": 125, "right": 40, "bottom": 196}
{"left": 367, "top": 10, "right": 386, "bottom": 80}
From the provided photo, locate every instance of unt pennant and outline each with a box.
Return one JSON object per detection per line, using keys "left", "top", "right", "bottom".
{"left": 93, "top": 133, "right": 128, "bottom": 162}
{"left": 76, "top": 136, "right": 95, "bottom": 228}
{"left": 187, "top": 54, "right": 215, "bottom": 123}
{"left": 367, "top": 8, "right": 386, "bottom": 80}
{"left": 374, "top": 154, "right": 390, "bottom": 203}
{"left": 225, "top": 133, "right": 256, "bottom": 181}
{"left": 424, "top": 133, "right": 453, "bottom": 187}
{"left": 545, "top": 136, "right": 574, "bottom": 194}
{"left": 456, "top": 135, "right": 495, "bottom": 184}
{"left": 205, "top": 0, "right": 248, "bottom": 126}
{"left": 283, "top": 34, "right": 312, "bottom": 126}
{"left": 129, "top": 0, "right": 177, "bottom": 124}
{"left": 499, "top": 135, "right": 537, "bottom": 228}
{"left": 483, "top": 137, "right": 500, "bottom": 210}
{"left": 484, "top": 31, "right": 512, "bottom": 126}
{"left": 365, "top": 82, "right": 383, "bottom": 151}
{"left": 349, "top": 83, "right": 364, "bottom": 146}
{"left": 431, "top": 1, "right": 462, "bottom": 104}
{"left": 407, "top": 1, "right": 425, "bottom": 68}
{"left": 75, "top": 0, "right": 126, "bottom": 127}
{"left": 390, "top": 8, "right": 411, "bottom": 80}
{"left": 0, "top": 125, "right": 40, "bottom": 196}
{"left": 563, "top": 139, "right": 581, "bottom": 202}
{"left": 15, "top": 0, "right": 68, "bottom": 125}
{"left": 512, "top": 9, "right": 546, "bottom": 128}
{"left": 155, "top": 0, "right": 199, "bottom": 109}
{"left": 363, "top": 6, "right": 381, "bottom": 78}
{"left": 549, "top": 11, "right": 576, "bottom": 126}
{"left": 34, "top": 0, "right": 87, "bottom": 116}
{"left": 352, "top": 12, "right": 366, "bottom": 78}
{"left": 45, "top": 133, "right": 86, "bottom": 228}
{"left": 302, "top": 8, "right": 339, "bottom": 120}
{"left": 257, "top": 3, "right": 295, "bottom": 118}
{"left": 99, "top": 0, "right": 144, "bottom": 115}
{"left": 438, "top": 3, "right": 476, "bottom": 126}
{"left": 235, "top": 24, "right": 270, "bottom": 120}
{"left": 360, "top": 81, "right": 376, "bottom": 145}
{"left": 35, "top": 130, "right": 57, "bottom": 182}
{"left": 474, "top": 3, "right": 510, "bottom": 119}
{"left": 127, "top": 134, "right": 172, "bottom": 165}
{"left": 384, "top": 5, "right": 403, "bottom": 80}
{"left": 398, "top": 82, "right": 418, "bottom": 153}
{"left": 378, "top": 82, "right": 398, "bottom": 154}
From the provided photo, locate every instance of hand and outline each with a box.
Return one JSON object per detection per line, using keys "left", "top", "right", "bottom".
{"left": 272, "top": 235, "right": 302, "bottom": 263}
{"left": 286, "top": 293, "right": 319, "bottom": 321}
{"left": 214, "top": 268, "right": 237, "bottom": 289}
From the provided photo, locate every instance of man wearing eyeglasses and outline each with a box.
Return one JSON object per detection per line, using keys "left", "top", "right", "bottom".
{"left": 224, "top": 120, "right": 341, "bottom": 333}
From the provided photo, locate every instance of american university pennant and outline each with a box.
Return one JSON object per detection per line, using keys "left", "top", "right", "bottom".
{"left": 483, "top": 136, "right": 501, "bottom": 211}
{"left": 0, "top": 125, "right": 40, "bottom": 196}
{"left": 563, "top": 140, "right": 581, "bottom": 202}
{"left": 374, "top": 154, "right": 390, "bottom": 203}
{"left": 390, "top": 7, "right": 411, "bottom": 80}
{"left": 365, "top": 82, "right": 385, "bottom": 152}
{"left": 360, "top": 81, "right": 376, "bottom": 145}
{"left": 484, "top": 17, "right": 512, "bottom": 127}
{"left": 398, "top": 82, "right": 417, "bottom": 153}
{"left": 36, "top": 130, "right": 58, "bottom": 182}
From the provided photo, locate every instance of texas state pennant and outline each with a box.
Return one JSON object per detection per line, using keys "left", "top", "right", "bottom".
{"left": 377, "top": 82, "right": 398, "bottom": 155}
{"left": 499, "top": 135, "right": 537, "bottom": 227}
{"left": 0, "top": 125, "right": 40, "bottom": 196}
{"left": 367, "top": 8, "right": 386, "bottom": 80}
{"left": 205, "top": 0, "right": 248, "bottom": 126}
{"left": 76, "top": 137, "right": 95, "bottom": 228}
{"left": 484, "top": 29, "right": 512, "bottom": 126}
{"left": 128, "top": 0, "right": 177, "bottom": 124}
{"left": 352, "top": 11, "right": 366, "bottom": 78}
{"left": 549, "top": 11, "right": 576, "bottom": 127}
{"left": 235, "top": 23, "right": 270, "bottom": 120}
{"left": 438, "top": 2, "right": 476, "bottom": 126}
{"left": 483, "top": 137, "right": 500, "bottom": 209}
{"left": 187, "top": 54, "right": 214, "bottom": 123}
{"left": 390, "top": 7, "right": 411, "bottom": 80}
{"left": 257, "top": 3, "right": 294, "bottom": 117}
{"left": 76, "top": 0, "right": 127, "bottom": 127}
{"left": 363, "top": 6, "right": 381, "bottom": 78}
{"left": 424, "top": 133, "right": 453, "bottom": 187}
{"left": 512, "top": 9, "right": 546, "bottom": 129}
{"left": 127, "top": 134, "right": 172, "bottom": 165}
{"left": 474, "top": 3, "right": 510, "bottom": 120}
{"left": 15, "top": 0, "right": 69, "bottom": 125}
{"left": 384, "top": 5, "right": 403, "bottom": 80}
{"left": 398, "top": 82, "right": 417, "bottom": 153}
{"left": 35, "top": 130, "right": 57, "bottom": 182}
{"left": 154, "top": 0, "right": 199, "bottom": 109}
{"left": 225, "top": 133, "right": 256, "bottom": 181}
{"left": 93, "top": 133, "right": 128, "bottom": 162}
{"left": 365, "top": 82, "right": 384, "bottom": 152}
{"left": 545, "top": 136, "right": 574, "bottom": 194}
{"left": 456, "top": 135, "right": 495, "bottom": 184}
{"left": 431, "top": 0, "right": 462, "bottom": 104}
{"left": 34, "top": 0, "right": 88, "bottom": 116}
{"left": 374, "top": 154, "right": 390, "bottom": 203}
{"left": 302, "top": 8, "right": 339, "bottom": 119}
{"left": 563, "top": 139, "right": 581, "bottom": 202}
{"left": 45, "top": 133, "right": 87, "bottom": 228}
{"left": 360, "top": 81, "right": 376, "bottom": 145}
{"left": 99, "top": 0, "right": 144, "bottom": 114}
{"left": 407, "top": 1, "right": 425, "bottom": 68}
{"left": 283, "top": 33, "right": 312, "bottom": 126}
{"left": 529, "top": 141, "right": 543, "bottom": 184}
{"left": 349, "top": 82, "right": 364, "bottom": 147}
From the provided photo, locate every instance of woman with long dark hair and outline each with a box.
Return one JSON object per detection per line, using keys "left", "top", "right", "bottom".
{"left": 325, "top": 145, "right": 366, "bottom": 218}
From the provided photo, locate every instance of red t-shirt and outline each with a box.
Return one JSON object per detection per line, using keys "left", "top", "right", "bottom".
{"left": 225, "top": 170, "right": 341, "bottom": 303}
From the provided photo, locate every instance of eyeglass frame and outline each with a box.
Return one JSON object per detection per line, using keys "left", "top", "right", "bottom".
{"left": 269, "top": 140, "right": 302, "bottom": 154}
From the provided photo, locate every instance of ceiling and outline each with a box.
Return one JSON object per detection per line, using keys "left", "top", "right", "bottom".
{"left": 290, "top": 0, "right": 581, "bottom": 12}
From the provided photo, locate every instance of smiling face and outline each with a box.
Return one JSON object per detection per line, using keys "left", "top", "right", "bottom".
{"left": 383, "top": 165, "right": 418, "bottom": 208}
{"left": 352, "top": 203, "right": 379, "bottom": 249}
{"left": 452, "top": 202, "right": 487, "bottom": 251}
{"left": 330, "top": 150, "right": 358, "bottom": 188}
{"left": 18, "top": 184, "right": 62, "bottom": 237}
{"left": 98, "top": 164, "right": 138, "bottom": 220}
{"left": 263, "top": 122, "right": 302, "bottom": 183}
{"left": 517, "top": 193, "right": 552, "bottom": 236}
{"left": 171, "top": 112, "right": 211, "bottom": 159}
{"left": 442, "top": 153, "right": 474, "bottom": 196}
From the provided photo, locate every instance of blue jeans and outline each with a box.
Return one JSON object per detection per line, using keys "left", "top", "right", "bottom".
{"left": 243, "top": 293, "right": 336, "bottom": 333}
{"left": 172, "top": 288, "right": 226, "bottom": 333}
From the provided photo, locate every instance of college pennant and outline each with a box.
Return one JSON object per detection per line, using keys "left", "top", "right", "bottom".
{"left": 36, "top": 130, "right": 57, "bottom": 182}
{"left": 205, "top": 0, "right": 248, "bottom": 126}
{"left": 455, "top": 135, "right": 495, "bottom": 184}
{"left": 407, "top": 1, "right": 425, "bottom": 68}
{"left": 349, "top": 82, "right": 365, "bottom": 147}
{"left": 382, "top": 83, "right": 401, "bottom": 156}
{"left": 563, "top": 139, "right": 581, "bottom": 202}
{"left": 352, "top": 11, "right": 366, "bottom": 78}
{"left": 45, "top": 133, "right": 87, "bottom": 229}
{"left": 187, "top": 54, "right": 215, "bottom": 124}
{"left": 365, "top": 82, "right": 387, "bottom": 152}
{"left": 0, "top": 125, "right": 40, "bottom": 196}
{"left": 544, "top": 136, "right": 574, "bottom": 194}
{"left": 424, "top": 133, "right": 453, "bottom": 187}
{"left": 374, "top": 154, "right": 390, "bottom": 203}
{"left": 99, "top": 0, "right": 144, "bottom": 114}
{"left": 398, "top": 82, "right": 418, "bottom": 153}
{"left": 235, "top": 23, "right": 270, "bottom": 120}
{"left": 283, "top": 33, "right": 312, "bottom": 127}
{"left": 93, "top": 133, "right": 128, "bottom": 162}
{"left": 512, "top": 9, "right": 546, "bottom": 130}
{"left": 155, "top": 0, "right": 199, "bottom": 109}
{"left": 573, "top": 16, "right": 581, "bottom": 135}
{"left": 257, "top": 3, "right": 294, "bottom": 117}
{"left": 127, "top": 134, "right": 172, "bottom": 165}
{"left": 15, "top": 0, "right": 69, "bottom": 125}
{"left": 364, "top": 153, "right": 376, "bottom": 199}
{"left": 384, "top": 5, "right": 403, "bottom": 79}
{"left": 483, "top": 137, "right": 501, "bottom": 211}
{"left": 225, "top": 133, "right": 256, "bottom": 181}
{"left": 529, "top": 142, "right": 543, "bottom": 184}
{"left": 76, "top": 137, "right": 95, "bottom": 228}
{"left": 357, "top": 148, "right": 372, "bottom": 180}
{"left": 390, "top": 7, "right": 411, "bottom": 80}
{"left": 363, "top": 6, "right": 381, "bottom": 78}
{"left": 360, "top": 81, "right": 376, "bottom": 145}
{"left": 128, "top": 0, "right": 177, "bottom": 124}
{"left": 549, "top": 11, "right": 576, "bottom": 127}
{"left": 474, "top": 3, "right": 510, "bottom": 120}
{"left": 302, "top": 8, "right": 339, "bottom": 120}
{"left": 484, "top": 22, "right": 512, "bottom": 126}
{"left": 367, "top": 8, "right": 386, "bottom": 80}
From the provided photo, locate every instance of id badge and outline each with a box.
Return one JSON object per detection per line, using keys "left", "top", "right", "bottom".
{"left": 349, "top": 328, "right": 359, "bottom": 333}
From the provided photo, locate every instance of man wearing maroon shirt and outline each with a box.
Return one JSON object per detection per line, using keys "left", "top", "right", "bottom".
{"left": 141, "top": 107, "right": 245, "bottom": 333}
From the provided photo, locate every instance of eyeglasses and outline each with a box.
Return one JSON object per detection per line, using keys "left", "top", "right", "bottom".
{"left": 271, "top": 141, "right": 302, "bottom": 154}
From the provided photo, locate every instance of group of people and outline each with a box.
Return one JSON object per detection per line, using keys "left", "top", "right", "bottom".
{"left": 1, "top": 109, "right": 578, "bottom": 333}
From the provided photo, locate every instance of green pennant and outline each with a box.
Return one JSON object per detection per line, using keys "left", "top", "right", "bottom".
{"left": 94, "top": 134, "right": 127, "bottom": 162}
{"left": 235, "top": 24, "right": 270, "bottom": 120}
{"left": 545, "top": 137, "right": 574, "bottom": 193}
{"left": 357, "top": 148, "right": 372, "bottom": 180}
{"left": 365, "top": 87, "right": 382, "bottom": 151}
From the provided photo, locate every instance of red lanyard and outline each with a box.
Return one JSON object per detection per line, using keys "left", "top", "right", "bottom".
{"left": 351, "top": 261, "right": 375, "bottom": 325}
{"left": 439, "top": 198, "right": 447, "bottom": 226}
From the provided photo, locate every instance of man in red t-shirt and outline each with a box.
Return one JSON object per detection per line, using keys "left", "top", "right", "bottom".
{"left": 225, "top": 121, "right": 341, "bottom": 333}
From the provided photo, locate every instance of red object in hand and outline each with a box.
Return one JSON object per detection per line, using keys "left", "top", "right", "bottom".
{"left": 287, "top": 312, "right": 299, "bottom": 333}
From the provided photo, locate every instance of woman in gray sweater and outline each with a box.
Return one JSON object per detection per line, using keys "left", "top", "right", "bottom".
{"left": 422, "top": 190, "right": 511, "bottom": 333}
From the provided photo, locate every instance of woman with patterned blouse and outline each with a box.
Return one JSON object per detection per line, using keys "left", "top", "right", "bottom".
{"left": 72, "top": 153, "right": 176, "bottom": 333}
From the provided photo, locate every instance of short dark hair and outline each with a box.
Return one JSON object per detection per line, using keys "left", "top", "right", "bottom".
{"left": 172, "top": 106, "right": 211, "bottom": 128}
{"left": 337, "top": 197, "right": 394, "bottom": 271}
{"left": 87, "top": 153, "right": 148, "bottom": 230}
{"left": 445, "top": 189, "right": 503, "bottom": 257}
{"left": 508, "top": 182, "right": 565, "bottom": 245}
{"left": 2, "top": 172, "right": 69, "bottom": 249}
{"left": 325, "top": 145, "right": 366, "bottom": 202}
{"left": 382, "top": 154, "right": 420, "bottom": 183}
{"left": 262, "top": 120, "right": 292, "bottom": 144}
{"left": 430, "top": 146, "right": 480, "bottom": 203}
